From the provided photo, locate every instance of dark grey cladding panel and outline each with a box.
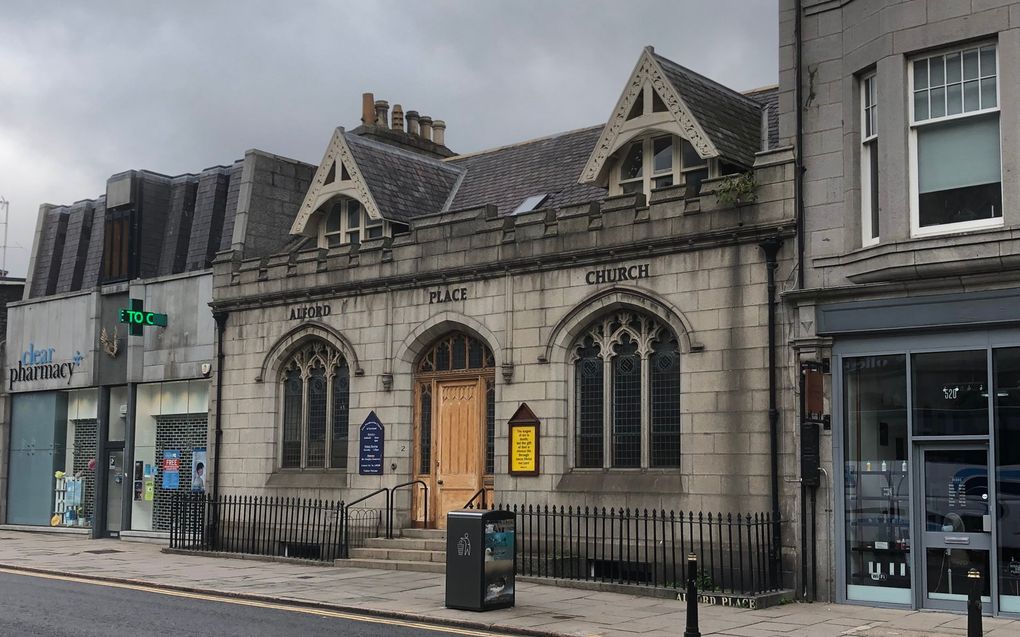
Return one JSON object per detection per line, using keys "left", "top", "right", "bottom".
{"left": 653, "top": 53, "right": 763, "bottom": 167}
{"left": 218, "top": 161, "right": 244, "bottom": 252}
{"left": 54, "top": 201, "right": 95, "bottom": 293}
{"left": 159, "top": 178, "right": 199, "bottom": 276}
{"left": 744, "top": 87, "right": 779, "bottom": 151}
{"left": 345, "top": 133, "right": 462, "bottom": 223}
{"left": 29, "top": 207, "right": 70, "bottom": 298}
{"left": 242, "top": 154, "right": 316, "bottom": 259}
{"left": 80, "top": 198, "right": 106, "bottom": 289}
{"left": 446, "top": 125, "right": 607, "bottom": 216}
{"left": 817, "top": 289, "right": 1020, "bottom": 335}
{"left": 138, "top": 175, "right": 172, "bottom": 279}
{"left": 186, "top": 168, "right": 232, "bottom": 270}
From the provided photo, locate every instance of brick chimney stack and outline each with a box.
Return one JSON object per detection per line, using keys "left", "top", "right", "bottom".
{"left": 361, "top": 93, "right": 376, "bottom": 125}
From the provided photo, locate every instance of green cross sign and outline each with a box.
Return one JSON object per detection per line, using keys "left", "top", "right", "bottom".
{"left": 119, "top": 298, "right": 168, "bottom": 336}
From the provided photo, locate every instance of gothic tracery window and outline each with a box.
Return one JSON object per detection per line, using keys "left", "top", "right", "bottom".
{"left": 572, "top": 311, "right": 681, "bottom": 469}
{"left": 279, "top": 340, "right": 350, "bottom": 469}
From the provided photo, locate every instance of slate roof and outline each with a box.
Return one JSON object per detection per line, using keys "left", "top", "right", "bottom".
{"left": 744, "top": 85, "right": 780, "bottom": 150}
{"left": 344, "top": 132, "right": 463, "bottom": 223}
{"left": 653, "top": 52, "right": 765, "bottom": 167}
{"left": 444, "top": 125, "right": 607, "bottom": 215}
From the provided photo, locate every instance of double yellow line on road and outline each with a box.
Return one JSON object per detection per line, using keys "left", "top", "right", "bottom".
{"left": 0, "top": 566, "right": 512, "bottom": 637}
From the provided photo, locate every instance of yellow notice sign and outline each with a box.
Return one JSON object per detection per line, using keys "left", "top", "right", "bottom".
{"left": 510, "top": 425, "right": 537, "bottom": 474}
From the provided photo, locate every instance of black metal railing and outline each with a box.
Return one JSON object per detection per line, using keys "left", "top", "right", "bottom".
{"left": 169, "top": 493, "right": 383, "bottom": 563}
{"left": 490, "top": 505, "right": 780, "bottom": 596}
{"left": 390, "top": 480, "right": 428, "bottom": 535}
{"left": 342, "top": 488, "right": 390, "bottom": 555}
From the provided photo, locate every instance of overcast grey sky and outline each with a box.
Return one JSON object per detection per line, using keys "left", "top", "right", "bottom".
{"left": 0, "top": 0, "right": 778, "bottom": 279}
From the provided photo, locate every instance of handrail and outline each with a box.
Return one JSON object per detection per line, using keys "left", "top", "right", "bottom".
{"left": 464, "top": 487, "right": 492, "bottom": 510}
{"left": 343, "top": 487, "right": 390, "bottom": 556}
{"left": 389, "top": 480, "right": 429, "bottom": 536}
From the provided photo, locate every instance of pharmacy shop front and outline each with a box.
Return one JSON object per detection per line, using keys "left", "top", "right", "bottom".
{"left": 832, "top": 327, "right": 1020, "bottom": 616}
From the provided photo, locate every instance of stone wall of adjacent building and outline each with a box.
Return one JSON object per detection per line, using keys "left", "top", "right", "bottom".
{"left": 211, "top": 148, "right": 801, "bottom": 542}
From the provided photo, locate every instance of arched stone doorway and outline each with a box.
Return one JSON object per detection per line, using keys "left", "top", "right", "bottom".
{"left": 413, "top": 332, "right": 495, "bottom": 528}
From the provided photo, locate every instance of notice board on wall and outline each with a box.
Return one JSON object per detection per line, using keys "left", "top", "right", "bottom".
{"left": 508, "top": 403, "right": 540, "bottom": 477}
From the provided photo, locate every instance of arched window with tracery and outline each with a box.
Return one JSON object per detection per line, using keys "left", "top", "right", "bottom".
{"left": 279, "top": 340, "right": 350, "bottom": 469}
{"left": 571, "top": 311, "right": 681, "bottom": 469}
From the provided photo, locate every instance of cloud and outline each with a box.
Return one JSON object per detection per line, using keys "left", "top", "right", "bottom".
{"left": 0, "top": 0, "right": 777, "bottom": 278}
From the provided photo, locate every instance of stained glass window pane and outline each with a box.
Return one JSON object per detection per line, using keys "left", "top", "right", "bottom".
{"left": 452, "top": 335, "right": 466, "bottom": 370}
{"left": 651, "top": 338, "right": 681, "bottom": 468}
{"left": 306, "top": 366, "right": 327, "bottom": 468}
{"left": 575, "top": 338, "right": 604, "bottom": 468}
{"left": 330, "top": 362, "right": 350, "bottom": 469}
{"left": 282, "top": 368, "right": 302, "bottom": 468}
{"left": 419, "top": 384, "right": 432, "bottom": 474}
{"left": 612, "top": 337, "right": 641, "bottom": 468}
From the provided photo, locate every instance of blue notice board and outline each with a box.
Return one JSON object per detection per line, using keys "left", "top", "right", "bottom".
{"left": 358, "top": 412, "right": 385, "bottom": 475}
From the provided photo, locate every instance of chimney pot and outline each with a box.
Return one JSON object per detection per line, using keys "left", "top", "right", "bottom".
{"left": 374, "top": 100, "right": 389, "bottom": 128}
{"left": 406, "top": 110, "right": 420, "bottom": 136}
{"left": 419, "top": 115, "right": 433, "bottom": 142}
{"left": 361, "top": 93, "right": 376, "bottom": 125}
{"left": 391, "top": 104, "right": 404, "bottom": 132}
{"left": 432, "top": 119, "right": 446, "bottom": 146}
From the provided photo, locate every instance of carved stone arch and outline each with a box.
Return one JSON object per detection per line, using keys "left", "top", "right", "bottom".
{"left": 257, "top": 320, "right": 363, "bottom": 383}
{"left": 541, "top": 286, "right": 698, "bottom": 366}
{"left": 396, "top": 311, "right": 503, "bottom": 371}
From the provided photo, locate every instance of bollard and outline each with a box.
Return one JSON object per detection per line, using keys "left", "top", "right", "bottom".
{"left": 684, "top": 553, "right": 701, "bottom": 637}
{"left": 967, "top": 568, "right": 982, "bottom": 637}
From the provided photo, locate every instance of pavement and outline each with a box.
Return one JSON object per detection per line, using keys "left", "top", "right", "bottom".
{"left": 0, "top": 530, "right": 1018, "bottom": 637}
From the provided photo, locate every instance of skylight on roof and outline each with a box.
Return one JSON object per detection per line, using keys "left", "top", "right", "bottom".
{"left": 513, "top": 194, "right": 549, "bottom": 214}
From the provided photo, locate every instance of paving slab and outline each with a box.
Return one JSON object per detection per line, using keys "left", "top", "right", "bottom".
{"left": 0, "top": 530, "right": 1017, "bottom": 637}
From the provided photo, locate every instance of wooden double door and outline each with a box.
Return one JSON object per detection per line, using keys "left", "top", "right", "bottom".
{"left": 415, "top": 376, "right": 491, "bottom": 529}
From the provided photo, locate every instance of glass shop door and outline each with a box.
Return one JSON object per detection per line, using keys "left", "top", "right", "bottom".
{"left": 919, "top": 446, "right": 993, "bottom": 612}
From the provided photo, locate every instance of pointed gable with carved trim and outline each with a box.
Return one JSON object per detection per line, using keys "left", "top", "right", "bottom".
{"left": 579, "top": 47, "right": 764, "bottom": 185}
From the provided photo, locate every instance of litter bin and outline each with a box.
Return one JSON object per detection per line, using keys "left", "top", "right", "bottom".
{"left": 445, "top": 509, "right": 516, "bottom": 611}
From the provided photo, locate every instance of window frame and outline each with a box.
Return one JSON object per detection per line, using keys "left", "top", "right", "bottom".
{"left": 615, "top": 135, "right": 715, "bottom": 199}
{"left": 860, "top": 72, "right": 879, "bottom": 247}
{"left": 277, "top": 341, "right": 351, "bottom": 471}
{"left": 907, "top": 42, "right": 1003, "bottom": 238}
{"left": 570, "top": 312, "right": 682, "bottom": 471}
{"left": 321, "top": 197, "right": 389, "bottom": 248}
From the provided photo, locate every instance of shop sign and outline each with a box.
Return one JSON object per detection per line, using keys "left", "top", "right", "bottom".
{"left": 8, "top": 343, "right": 84, "bottom": 390}
{"left": 162, "top": 449, "right": 180, "bottom": 490}
{"left": 585, "top": 263, "right": 649, "bottom": 285}
{"left": 119, "top": 298, "right": 167, "bottom": 336}
{"left": 428, "top": 287, "right": 468, "bottom": 304}
{"left": 289, "top": 303, "right": 332, "bottom": 320}
{"left": 508, "top": 403, "right": 540, "bottom": 476}
{"left": 358, "top": 412, "right": 385, "bottom": 475}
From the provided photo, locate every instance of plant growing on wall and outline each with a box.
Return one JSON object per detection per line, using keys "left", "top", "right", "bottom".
{"left": 714, "top": 172, "right": 758, "bottom": 207}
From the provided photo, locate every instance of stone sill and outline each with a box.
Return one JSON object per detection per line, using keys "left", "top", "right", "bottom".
{"left": 0, "top": 524, "right": 91, "bottom": 535}
{"left": 556, "top": 470, "right": 684, "bottom": 494}
{"left": 812, "top": 225, "right": 1020, "bottom": 284}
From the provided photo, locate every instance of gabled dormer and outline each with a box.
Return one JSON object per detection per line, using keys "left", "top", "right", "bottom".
{"left": 289, "top": 122, "right": 462, "bottom": 248}
{"left": 580, "top": 47, "right": 766, "bottom": 199}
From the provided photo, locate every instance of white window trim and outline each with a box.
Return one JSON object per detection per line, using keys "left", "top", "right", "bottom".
{"left": 907, "top": 42, "right": 1003, "bottom": 238}
{"left": 860, "top": 72, "right": 879, "bottom": 247}
{"left": 613, "top": 134, "right": 716, "bottom": 199}
{"left": 319, "top": 197, "right": 388, "bottom": 248}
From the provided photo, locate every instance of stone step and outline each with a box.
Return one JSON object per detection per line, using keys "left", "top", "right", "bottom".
{"left": 364, "top": 537, "right": 446, "bottom": 552}
{"left": 348, "top": 547, "right": 444, "bottom": 562}
{"left": 336, "top": 558, "right": 446, "bottom": 574}
{"left": 398, "top": 528, "right": 446, "bottom": 540}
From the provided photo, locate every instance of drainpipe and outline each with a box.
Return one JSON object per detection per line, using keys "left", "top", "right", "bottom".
{"left": 212, "top": 311, "right": 228, "bottom": 500}
{"left": 760, "top": 237, "right": 783, "bottom": 589}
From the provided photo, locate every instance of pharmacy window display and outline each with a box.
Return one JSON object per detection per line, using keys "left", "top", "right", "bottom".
{"left": 6, "top": 389, "right": 98, "bottom": 528}
{"left": 131, "top": 380, "right": 209, "bottom": 533}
